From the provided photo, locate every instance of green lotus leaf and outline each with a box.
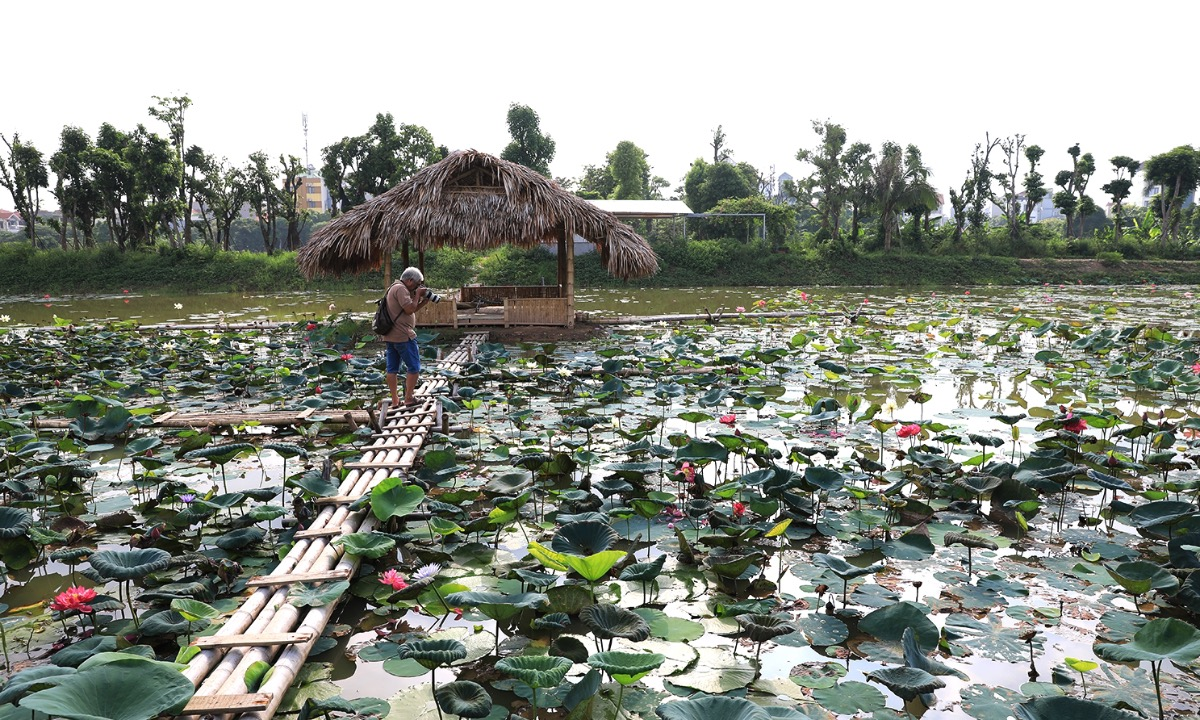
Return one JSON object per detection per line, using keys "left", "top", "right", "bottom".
{"left": 811, "top": 680, "right": 886, "bottom": 715}
{"left": 735, "top": 613, "right": 796, "bottom": 644}
{"left": 333, "top": 532, "right": 396, "bottom": 560}
{"left": 1014, "top": 695, "right": 1141, "bottom": 720}
{"left": 370, "top": 477, "right": 425, "bottom": 521}
{"left": 19, "top": 655, "right": 193, "bottom": 720}
{"left": 1086, "top": 469, "right": 1134, "bottom": 492}
{"left": 0, "top": 666, "right": 77, "bottom": 704}
{"left": 581, "top": 603, "right": 650, "bottom": 641}
{"left": 398, "top": 638, "right": 468, "bottom": 670}
{"left": 902, "top": 627, "right": 967, "bottom": 680}
{"left": 549, "top": 636, "right": 591, "bottom": 663}
{"left": 675, "top": 439, "right": 729, "bottom": 463}
{"left": 803, "top": 466, "right": 845, "bottom": 492}
{"left": 183, "top": 442, "right": 254, "bottom": 465}
{"left": 955, "top": 474, "right": 1004, "bottom": 495}
{"left": 866, "top": 666, "right": 945, "bottom": 701}
{"left": 139, "top": 610, "right": 209, "bottom": 637}
{"left": 214, "top": 527, "right": 264, "bottom": 551}
{"left": 860, "top": 602, "right": 938, "bottom": 652}
{"left": 561, "top": 550, "right": 627, "bottom": 582}
{"left": 1094, "top": 617, "right": 1200, "bottom": 664}
{"left": 88, "top": 548, "right": 170, "bottom": 581}
{"left": 632, "top": 608, "right": 705, "bottom": 642}
{"left": 263, "top": 442, "right": 307, "bottom": 459}
{"left": 531, "top": 612, "right": 571, "bottom": 630}
{"left": 434, "top": 680, "right": 492, "bottom": 719}
{"left": 1128, "top": 500, "right": 1197, "bottom": 534}
{"left": 51, "top": 636, "right": 118, "bottom": 667}
{"left": 704, "top": 552, "right": 764, "bottom": 579}
{"left": 170, "top": 598, "right": 221, "bottom": 622}
{"left": 551, "top": 519, "right": 618, "bottom": 556}
{"left": 1104, "top": 560, "right": 1179, "bottom": 595}
{"left": 290, "top": 467, "right": 340, "bottom": 498}
{"left": 656, "top": 696, "right": 772, "bottom": 720}
{"left": 587, "top": 650, "right": 665, "bottom": 685}
{"left": 1168, "top": 532, "right": 1200, "bottom": 569}
{"left": 443, "top": 590, "right": 549, "bottom": 620}
{"left": 812, "top": 553, "right": 885, "bottom": 580}
{"left": 288, "top": 580, "right": 350, "bottom": 608}
{"left": 0, "top": 506, "right": 33, "bottom": 539}
{"left": 48, "top": 547, "right": 94, "bottom": 564}
{"left": 944, "top": 532, "right": 999, "bottom": 550}
{"left": 619, "top": 554, "right": 667, "bottom": 582}
{"left": 495, "top": 654, "right": 572, "bottom": 689}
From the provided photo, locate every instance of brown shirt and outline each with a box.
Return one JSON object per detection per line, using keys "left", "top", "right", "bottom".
{"left": 382, "top": 281, "right": 417, "bottom": 342}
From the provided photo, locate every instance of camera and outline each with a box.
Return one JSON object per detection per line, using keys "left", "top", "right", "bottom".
{"left": 420, "top": 286, "right": 442, "bottom": 304}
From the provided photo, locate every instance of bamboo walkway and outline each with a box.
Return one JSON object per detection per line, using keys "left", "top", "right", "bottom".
{"left": 176, "top": 332, "right": 488, "bottom": 720}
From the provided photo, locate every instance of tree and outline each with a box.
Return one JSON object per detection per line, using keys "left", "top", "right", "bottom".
{"left": 684, "top": 159, "right": 754, "bottom": 214}
{"left": 278, "top": 154, "right": 309, "bottom": 251}
{"left": 708, "top": 195, "right": 795, "bottom": 249}
{"left": 794, "top": 121, "right": 849, "bottom": 242}
{"left": 148, "top": 95, "right": 192, "bottom": 244}
{"left": 0, "top": 133, "right": 48, "bottom": 242}
{"left": 501, "top": 103, "right": 555, "bottom": 176}
{"left": 1053, "top": 144, "right": 1096, "bottom": 238}
{"left": 194, "top": 156, "right": 248, "bottom": 251}
{"left": 182, "top": 145, "right": 212, "bottom": 244}
{"left": 609, "top": 141, "right": 650, "bottom": 200}
{"left": 245, "top": 151, "right": 283, "bottom": 255}
{"left": 902, "top": 144, "right": 938, "bottom": 240}
{"left": 320, "top": 113, "right": 442, "bottom": 215}
{"left": 996, "top": 134, "right": 1026, "bottom": 245}
{"left": 1101, "top": 155, "right": 1141, "bottom": 243}
{"left": 966, "top": 136, "right": 1000, "bottom": 234}
{"left": 575, "top": 164, "right": 615, "bottom": 199}
{"left": 1021, "top": 145, "right": 1047, "bottom": 225}
{"left": 49, "top": 126, "right": 102, "bottom": 249}
{"left": 710, "top": 125, "right": 731, "bottom": 164}
{"left": 1142, "top": 145, "right": 1200, "bottom": 246}
{"left": 871, "top": 143, "right": 935, "bottom": 252}
{"left": 843, "top": 142, "right": 875, "bottom": 243}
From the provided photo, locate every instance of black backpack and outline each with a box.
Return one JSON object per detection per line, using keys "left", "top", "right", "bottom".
{"left": 372, "top": 290, "right": 395, "bottom": 335}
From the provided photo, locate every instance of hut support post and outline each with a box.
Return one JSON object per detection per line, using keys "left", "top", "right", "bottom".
{"left": 383, "top": 251, "right": 392, "bottom": 286}
{"left": 564, "top": 223, "right": 575, "bottom": 328}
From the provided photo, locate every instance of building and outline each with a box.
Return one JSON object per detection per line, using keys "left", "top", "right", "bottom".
{"left": 295, "top": 173, "right": 329, "bottom": 214}
{"left": 0, "top": 209, "right": 25, "bottom": 233}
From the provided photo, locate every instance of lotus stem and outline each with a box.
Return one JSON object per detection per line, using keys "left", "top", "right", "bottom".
{"left": 613, "top": 683, "right": 625, "bottom": 720}
{"left": 1152, "top": 661, "right": 1164, "bottom": 720}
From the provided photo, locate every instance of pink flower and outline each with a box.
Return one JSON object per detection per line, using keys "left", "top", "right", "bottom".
{"left": 122, "top": 289, "right": 129, "bottom": 294}
{"left": 897, "top": 423, "right": 921, "bottom": 439}
{"left": 379, "top": 569, "right": 408, "bottom": 591}
{"left": 452, "top": 607, "right": 464, "bottom": 620}
{"left": 755, "top": 299, "right": 766, "bottom": 309}
{"left": 340, "top": 353, "right": 354, "bottom": 361}
{"left": 43, "top": 294, "right": 50, "bottom": 299}
{"left": 800, "top": 291, "right": 809, "bottom": 303}
{"left": 732, "top": 501, "right": 747, "bottom": 519}
{"left": 1192, "top": 363, "right": 1200, "bottom": 375}
{"left": 1063, "top": 413, "right": 1087, "bottom": 434}
{"left": 863, "top": 297, "right": 870, "bottom": 304}
{"left": 676, "top": 461, "right": 696, "bottom": 484}
{"left": 50, "top": 586, "right": 97, "bottom": 614}
{"left": 736, "top": 306, "right": 746, "bottom": 313}
{"left": 719, "top": 413, "right": 736, "bottom": 426}
{"left": 314, "top": 385, "right": 323, "bottom": 394}
{"left": 306, "top": 322, "right": 317, "bottom": 330}
{"left": 964, "top": 290, "right": 971, "bottom": 295}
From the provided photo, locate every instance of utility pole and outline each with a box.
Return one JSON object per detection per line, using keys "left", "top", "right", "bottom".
{"left": 302, "top": 113, "right": 310, "bottom": 170}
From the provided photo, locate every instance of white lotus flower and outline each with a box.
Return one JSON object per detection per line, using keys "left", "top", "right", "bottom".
{"left": 174, "top": 303, "right": 183, "bottom": 310}
{"left": 0, "top": 314, "right": 10, "bottom": 323}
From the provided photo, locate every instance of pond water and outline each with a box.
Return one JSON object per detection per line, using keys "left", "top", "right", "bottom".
{"left": 3, "top": 284, "right": 1200, "bottom": 720}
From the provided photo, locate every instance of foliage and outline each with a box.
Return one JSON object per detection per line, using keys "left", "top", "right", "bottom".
{"left": 500, "top": 103, "right": 555, "bottom": 176}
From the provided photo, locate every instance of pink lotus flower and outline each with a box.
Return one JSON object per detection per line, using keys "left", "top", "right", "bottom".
{"left": 732, "top": 501, "right": 747, "bottom": 518}
{"left": 314, "top": 385, "right": 323, "bottom": 394}
{"left": 863, "top": 297, "right": 869, "bottom": 304}
{"left": 676, "top": 461, "right": 696, "bottom": 484}
{"left": 341, "top": 353, "right": 354, "bottom": 361}
{"left": 50, "top": 586, "right": 97, "bottom": 614}
{"left": 379, "top": 569, "right": 408, "bottom": 591}
{"left": 1192, "top": 363, "right": 1200, "bottom": 375}
{"left": 306, "top": 322, "right": 317, "bottom": 330}
{"left": 719, "top": 413, "right": 736, "bottom": 426}
{"left": 800, "top": 291, "right": 809, "bottom": 303}
{"left": 736, "top": 306, "right": 746, "bottom": 313}
{"left": 755, "top": 299, "right": 766, "bottom": 309}
{"left": 897, "top": 423, "right": 921, "bottom": 439}
{"left": 964, "top": 290, "right": 971, "bottom": 295}
{"left": 1063, "top": 413, "right": 1087, "bottom": 434}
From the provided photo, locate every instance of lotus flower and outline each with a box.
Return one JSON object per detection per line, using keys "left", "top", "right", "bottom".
{"left": 719, "top": 414, "right": 736, "bottom": 426}
{"left": 379, "top": 569, "right": 408, "bottom": 591}
{"left": 732, "top": 501, "right": 747, "bottom": 519}
{"left": 306, "top": 322, "right": 317, "bottom": 330}
{"left": 50, "top": 586, "right": 97, "bottom": 614}
{"left": 897, "top": 424, "right": 921, "bottom": 439}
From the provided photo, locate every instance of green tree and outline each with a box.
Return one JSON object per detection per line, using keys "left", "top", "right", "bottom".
{"left": 708, "top": 195, "right": 795, "bottom": 250}
{"left": 49, "top": 126, "right": 102, "bottom": 249}
{"left": 245, "top": 151, "right": 283, "bottom": 255}
{"left": 0, "top": 132, "right": 48, "bottom": 242}
{"left": 1053, "top": 144, "right": 1096, "bottom": 238}
{"left": 793, "top": 121, "right": 849, "bottom": 242}
{"left": 576, "top": 164, "right": 615, "bottom": 199}
{"left": 182, "top": 145, "right": 211, "bottom": 244}
{"left": 279, "top": 154, "right": 309, "bottom": 251}
{"left": 90, "top": 123, "right": 181, "bottom": 250}
{"left": 195, "top": 157, "right": 248, "bottom": 251}
{"left": 996, "top": 134, "right": 1027, "bottom": 245}
{"left": 1101, "top": 155, "right": 1141, "bottom": 243}
{"left": 609, "top": 141, "right": 650, "bottom": 200}
{"left": 1021, "top": 145, "right": 1047, "bottom": 225}
{"left": 501, "top": 103, "right": 555, "bottom": 176}
{"left": 148, "top": 95, "right": 192, "bottom": 244}
{"left": 844, "top": 142, "right": 875, "bottom": 243}
{"left": 967, "top": 136, "right": 1000, "bottom": 235}
{"left": 902, "top": 144, "right": 938, "bottom": 241}
{"left": 710, "top": 125, "right": 732, "bottom": 164}
{"left": 320, "top": 113, "right": 442, "bottom": 215}
{"left": 1142, "top": 145, "right": 1200, "bottom": 246}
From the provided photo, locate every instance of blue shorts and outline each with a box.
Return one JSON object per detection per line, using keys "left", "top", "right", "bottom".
{"left": 385, "top": 340, "right": 421, "bottom": 375}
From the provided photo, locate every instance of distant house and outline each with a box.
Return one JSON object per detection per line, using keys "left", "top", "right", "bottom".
{"left": 0, "top": 210, "right": 25, "bottom": 233}
{"left": 1142, "top": 185, "right": 1195, "bottom": 209}
{"left": 296, "top": 172, "right": 329, "bottom": 214}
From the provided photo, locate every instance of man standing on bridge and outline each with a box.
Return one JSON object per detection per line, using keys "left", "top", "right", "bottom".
{"left": 382, "top": 266, "right": 433, "bottom": 408}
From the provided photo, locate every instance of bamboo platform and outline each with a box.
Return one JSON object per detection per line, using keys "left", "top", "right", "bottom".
{"left": 33, "top": 408, "right": 373, "bottom": 432}
{"left": 177, "top": 332, "right": 488, "bottom": 720}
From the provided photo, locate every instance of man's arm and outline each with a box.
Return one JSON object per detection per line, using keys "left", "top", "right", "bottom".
{"left": 400, "top": 287, "right": 431, "bottom": 315}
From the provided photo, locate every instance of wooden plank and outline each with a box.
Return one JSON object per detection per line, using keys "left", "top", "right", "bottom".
{"left": 179, "top": 693, "right": 272, "bottom": 714}
{"left": 246, "top": 568, "right": 350, "bottom": 587}
{"left": 313, "top": 494, "right": 362, "bottom": 505}
{"left": 155, "top": 411, "right": 177, "bottom": 424}
{"left": 298, "top": 407, "right": 316, "bottom": 419}
{"left": 345, "top": 461, "right": 414, "bottom": 470}
{"left": 292, "top": 527, "right": 344, "bottom": 539}
{"left": 192, "top": 631, "right": 313, "bottom": 648}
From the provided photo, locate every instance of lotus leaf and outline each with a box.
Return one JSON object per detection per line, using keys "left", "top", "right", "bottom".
{"left": 370, "top": 477, "right": 425, "bottom": 521}
{"left": 443, "top": 591, "right": 548, "bottom": 622}
{"left": 0, "top": 666, "right": 77, "bottom": 705}
{"left": 0, "top": 507, "right": 32, "bottom": 539}
{"left": 810, "top": 680, "right": 886, "bottom": 715}
{"left": 1105, "top": 560, "right": 1180, "bottom": 595}
{"left": 399, "top": 638, "right": 468, "bottom": 670}
{"left": 944, "top": 613, "right": 1043, "bottom": 662}
{"left": 433, "top": 680, "right": 492, "bottom": 719}
{"left": 1014, "top": 696, "right": 1142, "bottom": 720}
{"left": 19, "top": 654, "right": 193, "bottom": 720}
{"left": 1094, "top": 617, "right": 1200, "bottom": 664}
{"left": 655, "top": 696, "right": 772, "bottom": 720}
{"left": 494, "top": 654, "right": 572, "bottom": 689}
{"left": 551, "top": 519, "right": 618, "bottom": 556}
{"left": 183, "top": 442, "right": 254, "bottom": 464}
{"left": 51, "top": 636, "right": 118, "bottom": 667}
{"left": 866, "top": 666, "right": 945, "bottom": 701}
{"left": 289, "top": 580, "right": 350, "bottom": 608}
{"left": 532, "top": 612, "right": 571, "bottom": 630}
{"left": 549, "top": 636, "right": 591, "bottom": 663}
{"left": 902, "top": 626, "right": 967, "bottom": 680}
{"left": 214, "top": 527, "right": 264, "bottom": 551}
{"left": 333, "top": 532, "right": 396, "bottom": 559}
{"left": 632, "top": 608, "right": 705, "bottom": 642}
{"left": 735, "top": 613, "right": 796, "bottom": 644}
{"left": 581, "top": 603, "right": 650, "bottom": 642}
{"left": 860, "top": 602, "right": 938, "bottom": 652}
{"left": 139, "top": 610, "right": 208, "bottom": 637}
{"left": 620, "top": 553, "right": 667, "bottom": 582}
{"left": 587, "top": 650, "right": 665, "bottom": 684}
{"left": 88, "top": 548, "right": 170, "bottom": 581}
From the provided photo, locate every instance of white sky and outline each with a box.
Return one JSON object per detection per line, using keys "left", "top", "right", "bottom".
{"left": 4, "top": 1, "right": 1195, "bottom": 211}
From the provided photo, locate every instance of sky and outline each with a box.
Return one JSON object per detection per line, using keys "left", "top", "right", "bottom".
{"left": 4, "top": 1, "right": 1195, "bottom": 211}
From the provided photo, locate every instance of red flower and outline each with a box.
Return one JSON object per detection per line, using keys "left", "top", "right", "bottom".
{"left": 719, "top": 414, "right": 736, "bottom": 426}
{"left": 340, "top": 353, "right": 354, "bottom": 361}
{"left": 50, "top": 586, "right": 97, "bottom": 614}
{"left": 897, "top": 423, "right": 921, "bottom": 439}
{"left": 1063, "top": 413, "right": 1087, "bottom": 434}
{"left": 122, "top": 289, "right": 129, "bottom": 294}
{"left": 379, "top": 569, "right": 407, "bottom": 591}
{"left": 676, "top": 461, "right": 696, "bottom": 484}
{"left": 732, "top": 501, "right": 747, "bottom": 518}
{"left": 453, "top": 607, "right": 464, "bottom": 620}
{"left": 306, "top": 322, "right": 317, "bottom": 330}
{"left": 314, "top": 385, "right": 323, "bottom": 394}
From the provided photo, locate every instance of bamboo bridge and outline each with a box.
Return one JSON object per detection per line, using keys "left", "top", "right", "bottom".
{"left": 175, "top": 332, "right": 488, "bottom": 719}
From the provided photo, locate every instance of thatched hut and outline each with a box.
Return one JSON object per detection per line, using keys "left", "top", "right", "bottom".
{"left": 297, "top": 149, "right": 659, "bottom": 328}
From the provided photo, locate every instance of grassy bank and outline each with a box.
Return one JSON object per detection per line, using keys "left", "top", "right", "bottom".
{"left": 3, "top": 240, "right": 1199, "bottom": 295}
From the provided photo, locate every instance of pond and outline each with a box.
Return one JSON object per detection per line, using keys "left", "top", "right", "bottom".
{"left": 2, "top": 284, "right": 1200, "bottom": 720}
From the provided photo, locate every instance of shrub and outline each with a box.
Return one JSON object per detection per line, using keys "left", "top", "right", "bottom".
{"left": 1097, "top": 251, "right": 1124, "bottom": 266}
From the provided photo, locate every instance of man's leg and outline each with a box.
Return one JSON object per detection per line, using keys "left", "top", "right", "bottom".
{"left": 405, "top": 372, "right": 418, "bottom": 404}
{"left": 386, "top": 373, "right": 400, "bottom": 406}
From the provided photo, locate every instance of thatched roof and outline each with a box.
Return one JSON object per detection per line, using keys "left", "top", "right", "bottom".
{"left": 297, "top": 149, "right": 659, "bottom": 280}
